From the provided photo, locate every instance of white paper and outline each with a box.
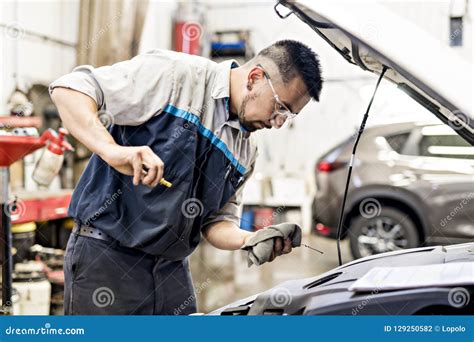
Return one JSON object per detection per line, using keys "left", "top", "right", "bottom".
{"left": 349, "top": 262, "right": 474, "bottom": 292}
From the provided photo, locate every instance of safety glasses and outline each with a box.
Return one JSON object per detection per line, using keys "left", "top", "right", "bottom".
{"left": 256, "top": 64, "right": 297, "bottom": 127}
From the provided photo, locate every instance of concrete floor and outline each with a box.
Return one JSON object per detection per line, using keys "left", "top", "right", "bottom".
{"left": 189, "top": 234, "right": 353, "bottom": 313}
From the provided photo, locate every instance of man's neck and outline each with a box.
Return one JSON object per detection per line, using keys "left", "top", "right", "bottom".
{"left": 228, "top": 68, "right": 241, "bottom": 119}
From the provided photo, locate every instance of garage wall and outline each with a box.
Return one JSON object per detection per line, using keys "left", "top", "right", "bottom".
{"left": 0, "top": 0, "right": 79, "bottom": 114}
{"left": 383, "top": 0, "right": 472, "bottom": 62}
{"left": 139, "top": 0, "right": 177, "bottom": 53}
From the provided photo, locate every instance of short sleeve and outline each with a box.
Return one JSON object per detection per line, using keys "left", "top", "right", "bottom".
{"left": 49, "top": 50, "right": 176, "bottom": 126}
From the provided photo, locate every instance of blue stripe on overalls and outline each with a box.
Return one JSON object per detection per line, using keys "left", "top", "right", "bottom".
{"left": 163, "top": 104, "right": 246, "bottom": 174}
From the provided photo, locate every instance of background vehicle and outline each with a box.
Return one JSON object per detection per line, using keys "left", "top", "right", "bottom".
{"left": 313, "top": 122, "right": 474, "bottom": 259}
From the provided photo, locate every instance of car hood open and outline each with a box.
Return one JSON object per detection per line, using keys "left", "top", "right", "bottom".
{"left": 208, "top": 243, "right": 474, "bottom": 315}
{"left": 276, "top": 0, "right": 473, "bottom": 144}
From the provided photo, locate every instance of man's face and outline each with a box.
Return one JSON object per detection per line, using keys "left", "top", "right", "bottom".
{"left": 237, "top": 68, "right": 311, "bottom": 132}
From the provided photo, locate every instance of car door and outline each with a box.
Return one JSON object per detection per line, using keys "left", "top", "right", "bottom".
{"left": 403, "top": 125, "right": 474, "bottom": 243}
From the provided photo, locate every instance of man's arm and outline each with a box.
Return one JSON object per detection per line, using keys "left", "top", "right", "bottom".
{"left": 199, "top": 146, "right": 290, "bottom": 259}
{"left": 202, "top": 221, "right": 292, "bottom": 260}
{"left": 49, "top": 51, "right": 177, "bottom": 187}
{"left": 51, "top": 87, "right": 164, "bottom": 187}
{"left": 202, "top": 220, "right": 252, "bottom": 250}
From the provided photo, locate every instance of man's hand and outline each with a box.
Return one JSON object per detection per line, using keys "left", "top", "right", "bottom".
{"left": 241, "top": 223, "right": 301, "bottom": 267}
{"left": 243, "top": 234, "right": 293, "bottom": 262}
{"left": 100, "top": 144, "right": 165, "bottom": 187}
{"left": 269, "top": 236, "right": 293, "bottom": 262}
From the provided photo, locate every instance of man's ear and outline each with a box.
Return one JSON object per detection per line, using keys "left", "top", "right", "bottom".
{"left": 247, "top": 67, "right": 264, "bottom": 88}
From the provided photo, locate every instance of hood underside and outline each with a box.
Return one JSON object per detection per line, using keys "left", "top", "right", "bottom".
{"left": 277, "top": 0, "right": 473, "bottom": 145}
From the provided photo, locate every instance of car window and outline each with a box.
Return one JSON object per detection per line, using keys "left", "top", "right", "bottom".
{"left": 319, "top": 136, "right": 352, "bottom": 162}
{"left": 385, "top": 132, "right": 410, "bottom": 154}
{"left": 419, "top": 134, "right": 474, "bottom": 160}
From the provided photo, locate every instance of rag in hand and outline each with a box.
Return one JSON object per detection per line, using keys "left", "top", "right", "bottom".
{"left": 241, "top": 223, "right": 302, "bottom": 267}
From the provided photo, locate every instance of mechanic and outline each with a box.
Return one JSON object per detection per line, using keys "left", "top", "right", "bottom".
{"left": 50, "top": 39, "right": 323, "bottom": 315}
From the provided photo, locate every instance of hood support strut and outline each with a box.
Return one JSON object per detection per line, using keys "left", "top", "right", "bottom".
{"left": 336, "top": 65, "right": 388, "bottom": 266}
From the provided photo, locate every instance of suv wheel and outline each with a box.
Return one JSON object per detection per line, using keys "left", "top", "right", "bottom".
{"left": 348, "top": 207, "right": 420, "bottom": 259}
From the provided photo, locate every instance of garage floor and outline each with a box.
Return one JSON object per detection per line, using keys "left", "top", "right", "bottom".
{"left": 190, "top": 235, "right": 352, "bottom": 313}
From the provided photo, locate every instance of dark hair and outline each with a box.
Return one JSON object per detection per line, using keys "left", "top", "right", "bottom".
{"left": 257, "top": 40, "right": 323, "bottom": 101}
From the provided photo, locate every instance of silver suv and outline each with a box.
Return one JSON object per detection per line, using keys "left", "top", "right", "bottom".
{"left": 313, "top": 121, "right": 474, "bottom": 259}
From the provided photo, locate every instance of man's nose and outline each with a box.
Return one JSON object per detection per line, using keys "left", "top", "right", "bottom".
{"left": 272, "top": 115, "right": 286, "bottom": 129}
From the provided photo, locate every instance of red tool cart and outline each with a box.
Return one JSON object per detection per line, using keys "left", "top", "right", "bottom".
{"left": 0, "top": 116, "right": 73, "bottom": 315}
